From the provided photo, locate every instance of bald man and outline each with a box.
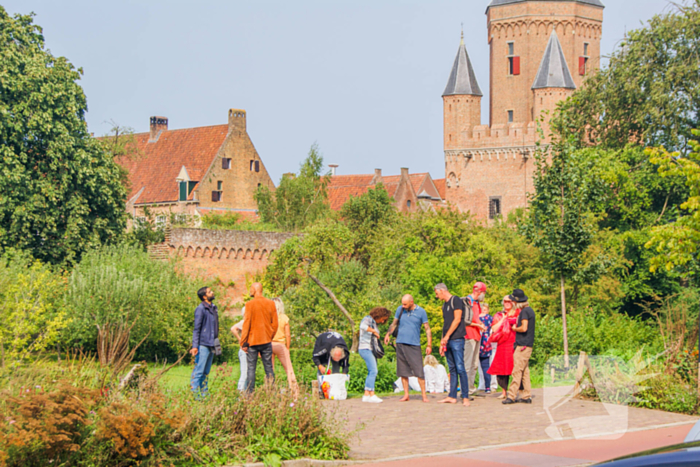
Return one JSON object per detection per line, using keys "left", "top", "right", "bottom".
{"left": 384, "top": 294, "right": 432, "bottom": 402}
{"left": 241, "top": 282, "right": 278, "bottom": 392}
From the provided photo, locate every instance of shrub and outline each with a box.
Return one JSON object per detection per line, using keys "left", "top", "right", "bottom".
{"left": 0, "top": 384, "right": 98, "bottom": 467}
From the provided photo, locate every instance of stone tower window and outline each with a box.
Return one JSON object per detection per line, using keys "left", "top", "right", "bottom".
{"left": 212, "top": 181, "right": 223, "bottom": 202}
{"left": 222, "top": 158, "right": 231, "bottom": 169}
{"left": 407, "top": 200, "right": 412, "bottom": 209}
{"left": 489, "top": 197, "right": 502, "bottom": 219}
{"left": 507, "top": 110, "right": 514, "bottom": 123}
{"left": 250, "top": 160, "right": 260, "bottom": 172}
{"left": 507, "top": 42, "right": 520, "bottom": 75}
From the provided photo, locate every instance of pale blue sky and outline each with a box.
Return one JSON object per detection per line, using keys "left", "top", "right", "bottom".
{"left": 5, "top": 0, "right": 677, "bottom": 182}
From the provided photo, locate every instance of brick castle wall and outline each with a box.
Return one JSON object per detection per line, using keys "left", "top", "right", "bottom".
{"left": 164, "top": 228, "right": 297, "bottom": 308}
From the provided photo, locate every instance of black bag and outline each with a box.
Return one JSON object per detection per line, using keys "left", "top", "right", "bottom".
{"left": 371, "top": 334, "right": 385, "bottom": 359}
{"left": 459, "top": 296, "right": 474, "bottom": 327}
{"left": 391, "top": 307, "right": 406, "bottom": 338}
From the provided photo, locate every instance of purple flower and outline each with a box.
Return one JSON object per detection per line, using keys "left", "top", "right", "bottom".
{"left": 290, "top": 403, "right": 295, "bottom": 407}
{"left": 9, "top": 420, "right": 15, "bottom": 425}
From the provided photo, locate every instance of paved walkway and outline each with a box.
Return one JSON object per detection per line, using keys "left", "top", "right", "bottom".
{"left": 351, "top": 423, "right": 695, "bottom": 466}
{"left": 328, "top": 387, "right": 698, "bottom": 461}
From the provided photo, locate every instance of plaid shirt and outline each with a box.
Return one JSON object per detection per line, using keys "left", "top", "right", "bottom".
{"left": 479, "top": 314, "right": 493, "bottom": 357}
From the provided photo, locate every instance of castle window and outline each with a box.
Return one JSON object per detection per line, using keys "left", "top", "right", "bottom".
{"left": 222, "top": 158, "right": 231, "bottom": 169}
{"left": 407, "top": 200, "right": 412, "bottom": 209}
{"left": 217, "top": 181, "right": 223, "bottom": 191}
{"left": 507, "top": 110, "right": 514, "bottom": 123}
{"left": 507, "top": 42, "right": 520, "bottom": 76}
{"left": 579, "top": 43, "right": 590, "bottom": 75}
{"left": 255, "top": 160, "right": 260, "bottom": 172}
{"left": 212, "top": 190, "right": 222, "bottom": 202}
{"left": 489, "top": 197, "right": 502, "bottom": 220}
{"left": 156, "top": 215, "right": 167, "bottom": 228}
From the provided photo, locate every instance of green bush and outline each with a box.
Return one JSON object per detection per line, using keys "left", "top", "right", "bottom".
{"left": 63, "top": 243, "right": 216, "bottom": 360}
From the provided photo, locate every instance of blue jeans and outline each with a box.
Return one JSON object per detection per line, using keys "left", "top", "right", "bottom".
{"left": 479, "top": 356, "right": 492, "bottom": 390}
{"left": 191, "top": 345, "right": 215, "bottom": 396}
{"left": 445, "top": 338, "right": 470, "bottom": 399}
{"left": 237, "top": 348, "right": 248, "bottom": 391}
{"left": 359, "top": 349, "right": 378, "bottom": 391}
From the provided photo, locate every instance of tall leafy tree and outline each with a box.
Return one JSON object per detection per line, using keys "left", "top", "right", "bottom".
{"left": 255, "top": 144, "right": 331, "bottom": 231}
{"left": 0, "top": 8, "right": 127, "bottom": 264}
{"left": 647, "top": 131, "right": 700, "bottom": 274}
{"left": 524, "top": 140, "right": 605, "bottom": 367}
{"left": 555, "top": 1, "right": 700, "bottom": 153}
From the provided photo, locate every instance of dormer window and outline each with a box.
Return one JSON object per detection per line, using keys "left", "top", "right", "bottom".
{"left": 178, "top": 180, "right": 197, "bottom": 201}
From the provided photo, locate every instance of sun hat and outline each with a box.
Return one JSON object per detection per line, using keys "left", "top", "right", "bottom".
{"left": 510, "top": 289, "right": 528, "bottom": 303}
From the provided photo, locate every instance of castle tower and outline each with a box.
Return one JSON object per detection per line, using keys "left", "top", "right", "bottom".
{"left": 532, "top": 30, "right": 577, "bottom": 136}
{"left": 443, "top": 0, "right": 603, "bottom": 221}
{"left": 443, "top": 32, "right": 483, "bottom": 151}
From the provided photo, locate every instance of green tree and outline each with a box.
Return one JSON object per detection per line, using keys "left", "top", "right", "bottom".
{"left": 255, "top": 144, "right": 331, "bottom": 231}
{"left": 340, "top": 184, "right": 398, "bottom": 264}
{"left": 0, "top": 9, "right": 127, "bottom": 264}
{"left": 555, "top": 1, "right": 700, "bottom": 152}
{"left": 0, "top": 252, "right": 68, "bottom": 367}
{"left": 647, "top": 131, "right": 700, "bottom": 273}
{"left": 524, "top": 140, "right": 605, "bottom": 367}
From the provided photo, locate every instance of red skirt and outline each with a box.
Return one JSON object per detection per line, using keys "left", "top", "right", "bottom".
{"left": 488, "top": 331, "right": 515, "bottom": 376}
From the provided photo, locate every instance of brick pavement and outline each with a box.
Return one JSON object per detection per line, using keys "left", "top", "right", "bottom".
{"left": 328, "top": 388, "right": 698, "bottom": 461}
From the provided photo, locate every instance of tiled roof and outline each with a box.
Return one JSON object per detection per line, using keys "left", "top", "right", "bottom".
{"left": 327, "top": 175, "right": 375, "bottom": 210}
{"left": 117, "top": 125, "right": 228, "bottom": 204}
{"left": 434, "top": 179, "right": 446, "bottom": 200}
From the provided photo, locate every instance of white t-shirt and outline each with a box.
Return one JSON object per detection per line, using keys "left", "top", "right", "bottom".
{"left": 424, "top": 364, "right": 450, "bottom": 393}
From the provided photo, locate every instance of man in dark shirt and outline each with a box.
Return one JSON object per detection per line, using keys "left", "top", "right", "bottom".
{"left": 435, "top": 283, "right": 471, "bottom": 406}
{"left": 190, "top": 286, "right": 219, "bottom": 397}
{"left": 503, "top": 288, "right": 536, "bottom": 405}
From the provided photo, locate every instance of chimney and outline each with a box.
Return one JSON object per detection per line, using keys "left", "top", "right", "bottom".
{"left": 372, "top": 168, "right": 383, "bottom": 185}
{"left": 149, "top": 116, "right": 168, "bottom": 142}
{"left": 400, "top": 167, "right": 409, "bottom": 177}
{"left": 228, "top": 108, "right": 247, "bottom": 133}
{"left": 328, "top": 164, "right": 338, "bottom": 176}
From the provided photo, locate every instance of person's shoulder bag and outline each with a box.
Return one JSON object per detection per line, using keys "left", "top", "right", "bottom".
{"left": 370, "top": 320, "right": 385, "bottom": 359}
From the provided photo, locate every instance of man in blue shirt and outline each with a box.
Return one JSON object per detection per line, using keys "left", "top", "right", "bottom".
{"left": 190, "top": 286, "right": 219, "bottom": 397}
{"left": 384, "top": 294, "right": 432, "bottom": 403}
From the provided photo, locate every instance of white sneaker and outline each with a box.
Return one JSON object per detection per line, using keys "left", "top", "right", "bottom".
{"left": 367, "top": 395, "right": 383, "bottom": 403}
{"left": 362, "top": 395, "right": 370, "bottom": 402}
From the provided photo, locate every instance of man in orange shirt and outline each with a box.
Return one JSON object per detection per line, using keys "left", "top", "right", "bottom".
{"left": 241, "top": 282, "right": 278, "bottom": 392}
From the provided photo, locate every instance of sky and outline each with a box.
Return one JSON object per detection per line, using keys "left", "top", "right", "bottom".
{"left": 5, "top": 0, "right": 679, "bottom": 183}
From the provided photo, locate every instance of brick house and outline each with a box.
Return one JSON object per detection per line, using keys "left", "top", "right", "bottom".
{"left": 443, "top": 0, "right": 604, "bottom": 220}
{"left": 117, "top": 109, "right": 274, "bottom": 225}
{"left": 327, "top": 168, "right": 443, "bottom": 212}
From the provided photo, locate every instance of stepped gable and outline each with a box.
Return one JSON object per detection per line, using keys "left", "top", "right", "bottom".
{"left": 443, "top": 33, "right": 482, "bottom": 97}
{"left": 532, "top": 30, "right": 577, "bottom": 90}
{"left": 117, "top": 124, "right": 228, "bottom": 205}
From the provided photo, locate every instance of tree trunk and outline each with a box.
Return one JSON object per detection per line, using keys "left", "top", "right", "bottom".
{"left": 0, "top": 339, "right": 4, "bottom": 368}
{"left": 309, "top": 274, "right": 358, "bottom": 351}
{"left": 561, "top": 274, "right": 570, "bottom": 369}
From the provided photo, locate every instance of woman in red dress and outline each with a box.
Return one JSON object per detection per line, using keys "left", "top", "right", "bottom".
{"left": 488, "top": 295, "right": 520, "bottom": 399}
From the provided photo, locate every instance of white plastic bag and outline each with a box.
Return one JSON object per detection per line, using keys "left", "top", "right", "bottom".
{"left": 322, "top": 374, "right": 349, "bottom": 400}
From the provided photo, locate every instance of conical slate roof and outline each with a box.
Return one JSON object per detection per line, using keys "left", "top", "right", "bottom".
{"left": 532, "top": 30, "right": 576, "bottom": 90}
{"left": 443, "top": 35, "right": 482, "bottom": 97}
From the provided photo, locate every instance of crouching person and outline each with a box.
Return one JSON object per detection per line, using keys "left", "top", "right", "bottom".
{"left": 312, "top": 331, "right": 350, "bottom": 395}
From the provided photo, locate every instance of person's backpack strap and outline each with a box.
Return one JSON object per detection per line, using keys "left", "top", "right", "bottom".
{"left": 392, "top": 307, "right": 406, "bottom": 338}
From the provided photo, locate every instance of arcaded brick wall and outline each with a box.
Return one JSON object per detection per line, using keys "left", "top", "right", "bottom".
{"left": 167, "top": 228, "right": 297, "bottom": 306}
